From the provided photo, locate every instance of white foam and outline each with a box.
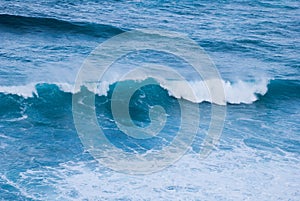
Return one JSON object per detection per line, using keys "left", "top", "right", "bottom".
{"left": 0, "top": 83, "right": 38, "bottom": 98}
{"left": 15, "top": 146, "right": 300, "bottom": 200}
{"left": 223, "top": 79, "right": 268, "bottom": 104}
{"left": 3, "top": 114, "right": 28, "bottom": 122}
{"left": 159, "top": 79, "right": 268, "bottom": 104}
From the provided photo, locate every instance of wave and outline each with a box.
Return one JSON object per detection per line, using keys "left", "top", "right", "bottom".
{"left": 0, "top": 14, "right": 124, "bottom": 37}
{"left": 0, "top": 78, "right": 298, "bottom": 106}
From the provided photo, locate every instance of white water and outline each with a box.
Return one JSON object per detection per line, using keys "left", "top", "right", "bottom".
{"left": 16, "top": 146, "right": 300, "bottom": 200}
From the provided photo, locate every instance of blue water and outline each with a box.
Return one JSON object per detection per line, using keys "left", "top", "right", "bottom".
{"left": 0, "top": 0, "right": 299, "bottom": 200}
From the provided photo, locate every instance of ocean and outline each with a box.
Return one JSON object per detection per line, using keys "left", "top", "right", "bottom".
{"left": 0, "top": 0, "right": 299, "bottom": 200}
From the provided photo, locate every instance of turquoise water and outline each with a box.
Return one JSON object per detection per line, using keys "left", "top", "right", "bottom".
{"left": 0, "top": 0, "right": 299, "bottom": 200}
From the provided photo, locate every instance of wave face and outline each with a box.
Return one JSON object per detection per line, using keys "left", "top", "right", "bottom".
{"left": 0, "top": 78, "right": 298, "bottom": 158}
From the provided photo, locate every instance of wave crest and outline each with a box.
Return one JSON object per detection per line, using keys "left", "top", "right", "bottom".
{"left": 0, "top": 78, "right": 276, "bottom": 104}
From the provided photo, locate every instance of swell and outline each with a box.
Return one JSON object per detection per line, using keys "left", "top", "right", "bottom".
{"left": 0, "top": 14, "right": 124, "bottom": 37}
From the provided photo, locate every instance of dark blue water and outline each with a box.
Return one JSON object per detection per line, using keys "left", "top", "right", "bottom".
{"left": 0, "top": 0, "right": 299, "bottom": 200}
